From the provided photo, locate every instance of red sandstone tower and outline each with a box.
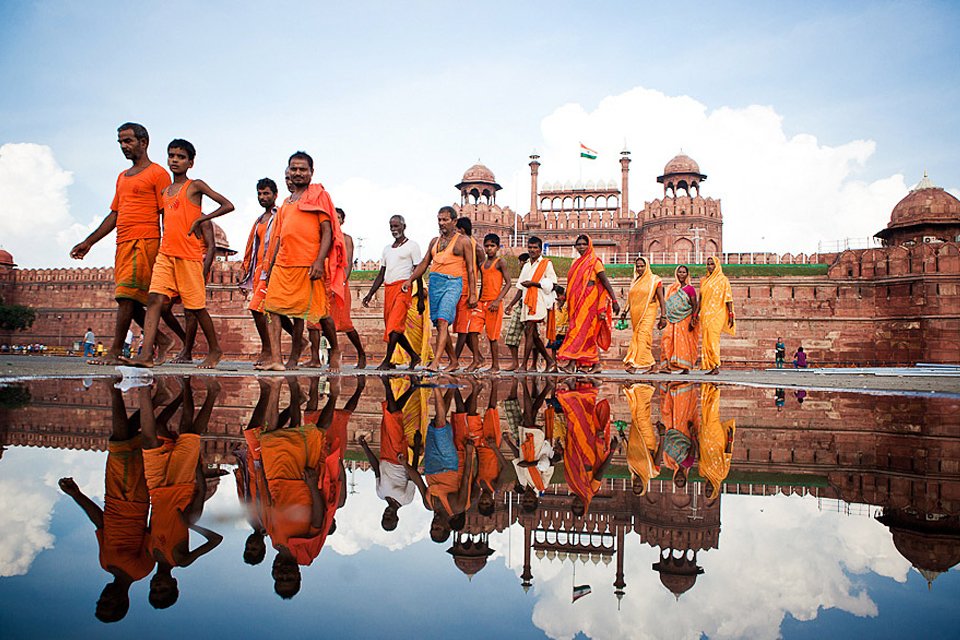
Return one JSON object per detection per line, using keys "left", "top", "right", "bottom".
{"left": 640, "top": 153, "right": 723, "bottom": 264}
{"left": 875, "top": 172, "right": 960, "bottom": 247}
{"left": 454, "top": 163, "right": 518, "bottom": 247}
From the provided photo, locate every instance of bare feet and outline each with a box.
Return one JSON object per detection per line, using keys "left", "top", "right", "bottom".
{"left": 262, "top": 361, "right": 286, "bottom": 371}
{"left": 87, "top": 354, "right": 123, "bottom": 366}
{"left": 328, "top": 348, "right": 342, "bottom": 373}
{"left": 119, "top": 355, "right": 155, "bottom": 369}
{"left": 285, "top": 354, "right": 300, "bottom": 370}
{"left": 254, "top": 350, "right": 270, "bottom": 369}
{"left": 376, "top": 358, "right": 395, "bottom": 371}
{"left": 197, "top": 349, "right": 223, "bottom": 369}
{"left": 407, "top": 355, "right": 421, "bottom": 371}
{"left": 356, "top": 353, "right": 367, "bottom": 369}
{"left": 706, "top": 367, "right": 720, "bottom": 376}
{"left": 170, "top": 350, "right": 194, "bottom": 365}
{"left": 502, "top": 362, "right": 518, "bottom": 372}
{"left": 443, "top": 359, "right": 461, "bottom": 372}
{"left": 679, "top": 368, "right": 689, "bottom": 375}
{"left": 465, "top": 360, "right": 482, "bottom": 373}
{"left": 584, "top": 364, "right": 602, "bottom": 375}
{"left": 304, "top": 358, "right": 323, "bottom": 368}
{"left": 154, "top": 333, "right": 174, "bottom": 366}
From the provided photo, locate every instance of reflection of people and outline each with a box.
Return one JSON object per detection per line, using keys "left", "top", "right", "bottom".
{"left": 558, "top": 381, "right": 616, "bottom": 516}
{"left": 624, "top": 382, "right": 662, "bottom": 496}
{"left": 58, "top": 382, "right": 160, "bottom": 623}
{"left": 502, "top": 378, "right": 559, "bottom": 513}
{"left": 795, "top": 389, "right": 807, "bottom": 404}
{"left": 775, "top": 387, "right": 785, "bottom": 411}
{"left": 660, "top": 382, "right": 699, "bottom": 488}
{"left": 234, "top": 380, "right": 277, "bottom": 566}
{"left": 406, "top": 384, "right": 476, "bottom": 543}
{"left": 360, "top": 376, "right": 421, "bottom": 531}
{"left": 622, "top": 256, "right": 666, "bottom": 374}
{"left": 698, "top": 383, "right": 735, "bottom": 499}
{"left": 661, "top": 265, "right": 699, "bottom": 373}
{"left": 140, "top": 378, "right": 223, "bottom": 609}
{"left": 557, "top": 235, "right": 620, "bottom": 374}
{"left": 698, "top": 256, "right": 735, "bottom": 375}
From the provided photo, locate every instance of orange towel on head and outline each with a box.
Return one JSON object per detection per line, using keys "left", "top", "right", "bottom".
{"left": 383, "top": 281, "right": 412, "bottom": 341}
{"left": 111, "top": 163, "right": 169, "bottom": 243}
{"left": 149, "top": 252, "right": 207, "bottom": 310}
{"left": 114, "top": 238, "right": 160, "bottom": 305}
{"left": 264, "top": 265, "right": 328, "bottom": 323}
{"left": 332, "top": 283, "right": 355, "bottom": 332}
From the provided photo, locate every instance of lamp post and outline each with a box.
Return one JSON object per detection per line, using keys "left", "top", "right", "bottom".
{"left": 57, "top": 315, "right": 62, "bottom": 348}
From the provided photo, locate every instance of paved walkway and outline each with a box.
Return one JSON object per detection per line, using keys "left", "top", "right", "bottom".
{"left": 1, "top": 355, "right": 958, "bottom": 397}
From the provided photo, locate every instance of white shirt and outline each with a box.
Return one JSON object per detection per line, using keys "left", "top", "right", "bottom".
{"left": 512, "top": 427, "right": 556, "bottom": 490}
{"left": 516, "top": 256, "right": 557, "bottom": 321}
{"left": 376, "top": 460, "right": 417, "bottom": 505}
{"left": 124, "top": 329, "right": 134, "bottom": 345}
{"left": 382, "top": 239, "right": 422, "bottom": 284}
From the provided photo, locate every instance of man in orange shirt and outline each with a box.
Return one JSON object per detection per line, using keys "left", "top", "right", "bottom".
{"left": 140, "top": 377, "right": 223, "bottom": 609}
{"left": 70, "top": 123, "right": 185, "bottom": 365}
{"left": 240, "top": 178, "right": 294, "bottom": 368}
{"left": 123, "top": 139, "right": 233, "bottom": 369}
{"left": 452, "top": 217, "right": 487, "bottom": 371}
{"left": 57, "top": 381, "right": 168, "bottom": 623}
{"left": 310, "top": 208, "right": 367, "bottom": 369}
{"left": 261, "top": 151, "right": 348, "bottom": 372}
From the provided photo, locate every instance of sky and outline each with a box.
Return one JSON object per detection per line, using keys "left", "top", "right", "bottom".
{"left": 1, "top": 1, "right": 959, "bottom": 268}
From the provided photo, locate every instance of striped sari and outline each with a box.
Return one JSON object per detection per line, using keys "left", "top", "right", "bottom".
{"left": 558, "top": 385, "right": 611, "bottom": 515}
{"left": 557, "top": 239, "right": 611, "bottom": 367}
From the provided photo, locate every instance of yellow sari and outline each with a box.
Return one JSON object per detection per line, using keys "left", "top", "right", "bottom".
{"left": 389, "top": 376, "right": 430, "bottom": 464}
{"left": 698, "top": 383, "right": 735, "bottom": 499}
{"left": 698, "top": 258, "right": 735, "bottom": 370}
{"left": 623, "top": 260, "right": 662, "bottom": 369}
{"left": 625, "top": 383, "right": 660, "bottom": 495}
{"left": 391, "top": 279, "right": 434, "bottom": 366}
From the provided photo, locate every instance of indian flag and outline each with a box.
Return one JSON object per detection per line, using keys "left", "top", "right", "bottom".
{"left": 572, "top": 584, "right": 592, "bottom": 602}
{"left": 580, "top": 143, "right": 597, "bottom": 160}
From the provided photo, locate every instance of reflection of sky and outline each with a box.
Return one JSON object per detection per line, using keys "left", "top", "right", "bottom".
{"left": 0, "top": 448, "right": 958, "bottom": 639}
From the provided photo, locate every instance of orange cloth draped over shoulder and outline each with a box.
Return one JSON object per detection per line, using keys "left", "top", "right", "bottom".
{"left": 698, "top": 383, "right": 735, "bottom": 499}
{"left": 100, "top": 437, "right": 154, "bottom": 580}
{"left": 660, "top": 267, "right": 700, "bottom": 371}
{"left": 557, "top": 238, "right": 611, "bottom": 366}
{"left": 698, "top": 258, "right": 735, "bottom": 371}
{"left": 480, "top": 258, "right": 505, "bottom": 341}
{"left": 260, "top": 424, "right": 324, "bottom": 563}
{"left": 332, "top": 283, "right": 355, "bottom": 332}
{"left": 660, "top": 382, "right": 700, "bottom": 474}
{"left": 558, "top": 385, "right": 611, "bottom": 514}
{"left": 524, "top": 258, "right": 550, "bottom": 316}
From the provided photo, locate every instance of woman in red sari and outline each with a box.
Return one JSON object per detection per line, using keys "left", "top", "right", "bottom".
{"left": 557, "top": 235, "right": 620, "bottom": 374}
{"left": 557, "top": 382, "right": 617, "bottom": 517}
{"left": 660, "top": 265, "right": 699, "bottom": 373}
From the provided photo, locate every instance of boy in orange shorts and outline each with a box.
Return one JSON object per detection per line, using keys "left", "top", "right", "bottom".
{"left": 474, "top": 379, "right": 512, "bottom": 517}
{"left": 123, "top": 139, "right": 234, "bottom": 369}
{"left": 478, "top": 233, "right": 512, "bottom": 372}
{"left": 140, "top": 378, "right": 223, "bottom": 609}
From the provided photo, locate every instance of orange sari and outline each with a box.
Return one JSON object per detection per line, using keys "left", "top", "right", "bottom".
{"left": 660, "top": 267, "right": 699, "bottom": 371}
{"left": 558, "top": 384, "right": 611, "bottom": 514}
{"left": 557, "top": 238, "right": 611, "bottom": 367}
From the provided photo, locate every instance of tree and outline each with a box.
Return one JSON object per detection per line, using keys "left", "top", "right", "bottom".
{"left": 0, "top": 301, "right": 36, "bottom": 331}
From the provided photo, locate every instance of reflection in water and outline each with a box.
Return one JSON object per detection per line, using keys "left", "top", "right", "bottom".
{"left": 1, "top": 375, "right": 959, "bottom": 637}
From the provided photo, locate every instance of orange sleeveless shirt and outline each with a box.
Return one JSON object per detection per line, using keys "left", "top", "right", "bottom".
{"left": 160, "top": 180, "right": 205, "bottom": 261}
{"left": 431, "top": 236, "right": 466, "bottom": 278}
{"left": 480, "top": 257, "right": 503, "bottom": 302}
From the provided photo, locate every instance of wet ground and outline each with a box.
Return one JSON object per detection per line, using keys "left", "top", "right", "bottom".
{"left": 0, "top": 372, "right": 958, "bottom": 639}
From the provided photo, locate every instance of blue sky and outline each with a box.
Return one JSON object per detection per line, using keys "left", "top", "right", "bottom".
{"left": 1, "top": 1, "right": 958, "bottom": 267}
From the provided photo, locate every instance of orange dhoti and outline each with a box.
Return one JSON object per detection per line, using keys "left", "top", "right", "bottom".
{"left": 114, "top": 238, "right": 160, "bottom": 305}
{"left": 101, "top": 436, "right": 153, "bottom": 580}
{"left": 481, "top": 301, "right": 503, "bottom": 341}
{"left": 149, "top": 252, "right": 207, "bottom": 310}
{"left": 143, "top": 433, "right": 201, "bottom": 490}
{"left": 475, "top": 408, "right": 501, "bottom": 489}
{"left": 248, "top": 265, "right": 268, "bottom": 313}
{"left": 454, "top": 290, "right": 484, "bottom": 334}
{"left": 383, "top": 281, "right": 412, "bottom": 341}
{"left": 260, "top": 425, "right": 324, "bottom": 556}
{"left": 332, "top": 284, "right": 355, "bottom": 333}
{"left": 264, "top": 265, "right": 329, "bottom": 324}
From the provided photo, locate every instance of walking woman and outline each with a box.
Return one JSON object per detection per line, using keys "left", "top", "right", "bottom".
{"left": 622, "top": 256, "right": 666, "bottom": 374}
{"left": 660, "top": 265, "right": 699, "bottom": 373}
{"left": 557, "top": 235, "right": 620, "bottom": 374}
{"left": 699, "top": 256, "right": 735, "bottom": 375}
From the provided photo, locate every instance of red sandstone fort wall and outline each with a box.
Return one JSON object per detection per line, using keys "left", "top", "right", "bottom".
{"left": 2, "top": 243, "right": 957, "bottom": 366}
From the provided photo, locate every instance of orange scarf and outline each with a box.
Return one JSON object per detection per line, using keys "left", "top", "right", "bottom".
{"left": 521, "top": 433, "right": 546, "bottom": 492}
{"left": 524, "top": 258, "right": 550, "bottom": 315}
{"left": 298, "top": 184, "right": 347, "bottom": 308}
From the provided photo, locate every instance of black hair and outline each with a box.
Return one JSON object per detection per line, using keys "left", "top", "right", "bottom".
{"left": 288, "top": 150, "right": 314, "bottom": 170}
{"left": 449, "top": 512, "right": 466, "bottom": 531}
{"left": 518, "top": 252, "right": 530, "bottom": 262}
{"left": 335, "top": 207, "right": 345, "bottom": 219}
{"left": 256, "top": 178, "right": 278, "bottom": 194}
{"left": 483, "top": 233, "right": 501, "bottom": 246}
{"left": 167, "top": 139, "right": 196, "bottom": 161}
{"left": 117, "top": 122, "right": 148, "bottom": 142}
{"left": 554, "top": 284, "right": 565, "bottom": 296}
{"left": 575, "top": 234, "right": 590, "bottom": 244}
{"left": 527, "top": 236, "right": 543, "bottom": 248}
{"left": 456, "top": 217, "right": 473, "bottom": 236}
{"left": 438, "top": 205, "right": 458, "bottom": 220}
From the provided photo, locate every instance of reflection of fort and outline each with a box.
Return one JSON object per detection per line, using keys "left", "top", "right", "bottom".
{"left": 2, "top": 377, "right": 959, "bottom": 594}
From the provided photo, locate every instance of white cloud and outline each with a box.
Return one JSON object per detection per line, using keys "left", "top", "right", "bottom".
{"left": 494, "top": 493, "right": 910, "bottom": 640}
{"left": 522, "top": 87, "right": 918, "bottom": 253}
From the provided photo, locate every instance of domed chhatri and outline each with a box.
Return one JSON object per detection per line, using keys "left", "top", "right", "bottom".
{"left": 0, "top": 248, "right": 15, "bottom": 268}
{"left": 662, "top": 153, "right": 702, "bottom": 177}
{"left": 458, "top": 163, "right": 501, "bottom": 188}
{"left": 210, "top": 222, "right": 237, "bottom": 258}
{"left": 875, "top": 172, "right": 960, "bottom": 246}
